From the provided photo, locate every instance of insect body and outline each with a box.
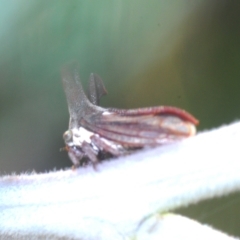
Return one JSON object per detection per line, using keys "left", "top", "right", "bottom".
{"left": 62, "top": 63, "right": 198, "bottom": 167}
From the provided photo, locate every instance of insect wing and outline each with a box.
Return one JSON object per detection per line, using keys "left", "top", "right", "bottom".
{"left": 81, "top": 107, "right": 198, "bottom": 148}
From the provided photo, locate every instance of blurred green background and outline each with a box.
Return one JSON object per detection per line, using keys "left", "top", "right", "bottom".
{"left": 1, "top": 0, "right": 240, "bottom": 236}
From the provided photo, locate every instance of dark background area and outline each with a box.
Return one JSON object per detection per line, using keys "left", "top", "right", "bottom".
{"left": 1, "top": 0, "right": 240, "bottom": 237}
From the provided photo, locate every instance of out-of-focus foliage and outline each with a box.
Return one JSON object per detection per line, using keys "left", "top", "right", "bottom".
{"left": 0, "top": 0, "right": 210, "bottom": 173}
{"left": 1, "top": 0, "right": 240, "bottom": 170}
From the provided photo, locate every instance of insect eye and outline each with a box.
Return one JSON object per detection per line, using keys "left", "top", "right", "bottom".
{"left": 63, "top": 130, "right": 73, "bottom": 143}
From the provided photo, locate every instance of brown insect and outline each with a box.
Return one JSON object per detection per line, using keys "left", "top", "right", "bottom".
{"left": 61, "top": 62, "right": 198, "bottom": 167}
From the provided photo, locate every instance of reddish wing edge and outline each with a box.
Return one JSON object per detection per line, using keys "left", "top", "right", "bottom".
{"left": 108, "top": 106, "right": 199, "bottom": 125}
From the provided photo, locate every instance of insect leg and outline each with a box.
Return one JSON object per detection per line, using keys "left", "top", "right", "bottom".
{"left": 67, "top": 146, "right": 84, "bottom": 167}
{"left": 81, "top": 141, "right": 99, "bottom": 167}
{"left": 90, "top": 135, "right": 124, "bottom": 156}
